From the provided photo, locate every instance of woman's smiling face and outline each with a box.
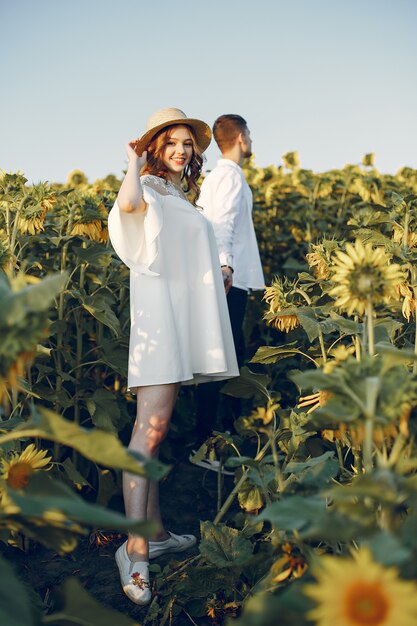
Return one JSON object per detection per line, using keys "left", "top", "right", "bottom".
{"left": 162, "top": 125, "right": 193, "bottom": 176}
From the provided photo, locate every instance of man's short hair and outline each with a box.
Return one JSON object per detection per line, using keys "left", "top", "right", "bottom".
{"left": 213, "top": 114, "right": 247, "bottom": 153}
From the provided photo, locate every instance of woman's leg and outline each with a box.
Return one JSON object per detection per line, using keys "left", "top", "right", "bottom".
{"left": 123, "top": 382, "right": 180, "bottom": 560}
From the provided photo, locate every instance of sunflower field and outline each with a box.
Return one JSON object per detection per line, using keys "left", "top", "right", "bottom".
{"left": 1, "top": 154, "right": 417, "bottom": 626}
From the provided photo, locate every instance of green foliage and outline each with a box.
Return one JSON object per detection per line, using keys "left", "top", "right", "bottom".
{"left": 199, "top": 520, "right": 253, "bottom": 568}
{"left": 0, "top": 554, "right": 36, "bottom": 626}
{"left": 0, "top": 406, "right": 168, "bottom": 480}
{"left": 2, "top": 158, "right": 417, "bottom": 624}
{"left": 44, "top": 577, "right": 140, "bottom": 625}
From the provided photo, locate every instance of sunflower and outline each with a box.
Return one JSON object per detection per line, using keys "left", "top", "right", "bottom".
{"left": 0, "top": 352, "right": 35, "bottom": 407}
{"left": 71, "top": 220, "right": 104, "bottom": 241}
{"left": 16, "top": 183, "right": 56, "bottom": 235}
{"left": 298, "top": 346, "right": 354, "bottom": 413}
{"left": 263, "top": 277, "right": 301, "bottom": 332}
{"left": 290, "top": 225, "right": 305, "bottom": 243}
{"left": 271, "top": 542, "right": 308, "bottom": 583}
{"left": 306, "top": 247, "right": 331, "bottom": 279}
{"left": 304, "top": 547, "right": 417, "bottom": 626}
{"left": 17, "top": 207, "right": 48, "bottom": 235}
{"left": 392, "top": 223, "right": 417, "bottom": 248}
{"left": 297, "top": 390, "right": 335, "bottom": 414}
{"left": 66, "top": 169, "right": 88, "bottom": 187}
{"left": 70, "top": 194, "right": 108, "bottom": 242}
{"left": 0, "top": 351, "right": 35, "bottom": 406}
{"left": 329, "top": 240, "right": 404, "bottom": 317}
{"left": 306, "top": 240, "right": 341, "bottom": 280}
{"left": 0, "top": 377, "right": 9, "bottom": 406}
{"left": 206, "top": 597, "right": 239, "bottom": 622}
{"left": 1, "top": 443, "right": 52, "bottom": 489}
{"left": 325, "top": 345, "right": 356, "bottom": 371}
{"left": 321, "top": 423, "right": 349, "bottom": 444}
{"left": 396, "top": 282, "right": 416, "bottom": 321}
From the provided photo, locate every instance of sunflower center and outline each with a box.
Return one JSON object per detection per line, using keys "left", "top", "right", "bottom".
{"left": 350, "top": 267, "right": 380, "bottom": 298}
{"left": 345, "top": 581, "right": 390, "bottom": 625}
{"left": 7, "top": 463, "right": 35, "bottom": 489}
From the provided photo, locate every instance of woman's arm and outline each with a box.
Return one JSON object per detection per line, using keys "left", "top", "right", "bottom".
{"left": 117, "top": 143, "right": 148, "bottom": 213}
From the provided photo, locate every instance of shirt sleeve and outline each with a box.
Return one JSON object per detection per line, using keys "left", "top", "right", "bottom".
{"left": 107, "top": 184, "right": 163, "bottom": 276}
{"left": 208, "top": 170, "right": 243, "bottom": 268}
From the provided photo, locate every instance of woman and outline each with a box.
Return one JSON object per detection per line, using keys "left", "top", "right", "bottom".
{"left": 108, "top": 108, "right": 239, "bottom": 605}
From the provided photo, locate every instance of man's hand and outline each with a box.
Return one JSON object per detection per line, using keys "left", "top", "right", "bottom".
{"left": 221, "top": 266, "right": 233, "bottom": 294}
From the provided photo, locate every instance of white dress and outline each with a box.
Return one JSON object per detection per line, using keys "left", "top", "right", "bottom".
{"left": 108, "top": 175, "right": 239, "bottom": 389}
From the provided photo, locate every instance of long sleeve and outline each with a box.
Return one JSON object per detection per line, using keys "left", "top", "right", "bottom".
{"left": 200, "top": 169, "right": 243, "bottom": 268}
{"left": 108, "top": 184, "right": 163, "bottom": 275}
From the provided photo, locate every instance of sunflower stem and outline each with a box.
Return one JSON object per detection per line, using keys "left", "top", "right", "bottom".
{"left": 318, "top": 330, "right": 327, "bottom": 363}
{"left": 217, "top": 460, "right": 223, "bottom": 513}
{"left": 411, "top": 266, "right": 417, "bottom": 374}
{"left": 294, "top": 288, "right": 312, "bottom": 306}
{"left": 270, "top": 421, "right": 285, "bottom": 494}
{"left": 10, "top": 195, "right": 27, "bottom": 263}
{"left": 402, "top": 208, "right": 410, "bottom": 249}
{"left": 335, "top": 439, "right": 346, "bottom": 473}
{"left": 214, "top": 430, "right": 282, "bottom": 525}
{"left": 366, "top": 298, "right": 375, "bottom": 357}
{"left": 363, "top": 376, "right": 379, "bottom": 473}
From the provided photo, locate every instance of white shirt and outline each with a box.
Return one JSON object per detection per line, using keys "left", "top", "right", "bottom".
{"left": 198, "top": 158, "right": 265, "bottom": 291}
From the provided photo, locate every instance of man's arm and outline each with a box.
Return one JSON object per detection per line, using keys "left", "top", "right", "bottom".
{"left": 209, "top": 170, "right": 243, "bottom": 273}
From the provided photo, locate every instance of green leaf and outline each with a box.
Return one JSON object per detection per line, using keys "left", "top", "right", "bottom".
{"left": 174, "top": 565, "right": 234, "bottom": 598}
{"left": 199, "top": 521, "right": 253, "bottom": 567}
{"left": 377, "top": 343, "right": 417, "bottom": 375}
{"left": 0, "top": 406, "right": 167, "bottom": 480}
{"left": 250, "top": 342, "right": 303, "bottom": 365}
{"left": 297, "top": 311, "right": 321, "bottom": 342}
{"left": 74, "top": 243, "right": 113, "bottom": 267}
{"left": 259, "top": 496, "right": 326, "bottom": 531}
{"left": 230, "top": 588, "right": 310, "bottom": 626}
{"left": 95, "top": 468, "right": 118, "bottom": 507}
{"left": 0, "top": 273, "right": 68, "bottom": 325}
{"left": 221, "top": 366, "right": 270, "bottom": 400}
{"left": 374, "top": 318, "right": 403, "bottom": 343}
{"left": 99, "top": 341, "right": 128, "bottom": 375}
{"left": 82, "top": 294, "right": 120, "bottom": 335}
{"left": 328, "top": 311, "right": 361, "bottom": 334}
{"left": 86, "top": 389, "right": 121, "bottom": 433}
{"left": 43, "top": 577, "right": 140, "bottom": 625}
{"left": 285, "top": 451, "right": 335, "bottom": 474}
{"left": 367, "top": 533, "right": 411, "bottom": 566}
{"left": 310, "top": 396, "right": 362, "bottom": 425}
{"left": 0, "top": 415, "right": 26, "bottom": 431}
{"left": 238, "top": 482, "right": 265, "bottom": 512}
{"left": 326, "top": 473, "right": 402, "bottom": 506}
{"left": 7, "top": 472, "right": 155, "bottom": 538}
{"left": 0, "top": 555, "right": 36, "bottom": 626}
{"left": 61, "top": 458, "right": 92, "bottom": 489}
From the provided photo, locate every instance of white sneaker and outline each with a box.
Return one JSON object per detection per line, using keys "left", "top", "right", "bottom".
{"left": 115, "top": 541, "right": 151, "bottom": 605}
{"left": 148, "top": 531, "right": 197, "bottom": 559}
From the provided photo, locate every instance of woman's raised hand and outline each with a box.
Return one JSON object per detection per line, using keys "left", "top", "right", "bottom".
{"left": 126, "top": 142, "right": 147, "bottom": 169}
{"left": 117, "top": 144, "right": 148, "bottom": 213}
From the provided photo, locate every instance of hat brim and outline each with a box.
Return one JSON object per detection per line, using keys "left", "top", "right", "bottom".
{"left": 132, "top": 118, "right": 212, "bottom": 156}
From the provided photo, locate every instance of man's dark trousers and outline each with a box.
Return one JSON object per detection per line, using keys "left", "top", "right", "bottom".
{"left": 195, "top": 286, "right": 248, "bottom": 446}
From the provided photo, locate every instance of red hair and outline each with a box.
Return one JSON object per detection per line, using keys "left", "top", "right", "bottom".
{"left": 141, "top": 125, "right": 203, "bottom": 204}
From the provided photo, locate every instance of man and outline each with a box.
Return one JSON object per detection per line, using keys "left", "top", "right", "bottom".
{"left": 192, "top": 114, "right": 265, "bottom": 469}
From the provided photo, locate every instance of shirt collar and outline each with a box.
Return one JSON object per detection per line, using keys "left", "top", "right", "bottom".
{"left": 217, "top": 158, "right": 242, "bottom": 171}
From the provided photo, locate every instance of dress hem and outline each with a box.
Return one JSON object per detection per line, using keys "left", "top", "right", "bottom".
{"left": 128, "top": 370, "right": 240, "bottom": 392}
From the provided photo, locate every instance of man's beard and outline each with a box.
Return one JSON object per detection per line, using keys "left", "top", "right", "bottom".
{"left": 242, "top": 149, "right": 252, "bottom": 158}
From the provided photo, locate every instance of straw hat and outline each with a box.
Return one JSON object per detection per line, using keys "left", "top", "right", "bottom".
{"left": 132, "top": 108, "right": 212, "bottom": 155}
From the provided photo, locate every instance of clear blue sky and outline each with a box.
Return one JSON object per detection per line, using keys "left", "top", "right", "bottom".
{"left": 1, "top": 0, "right": 416, "bottom": 184}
